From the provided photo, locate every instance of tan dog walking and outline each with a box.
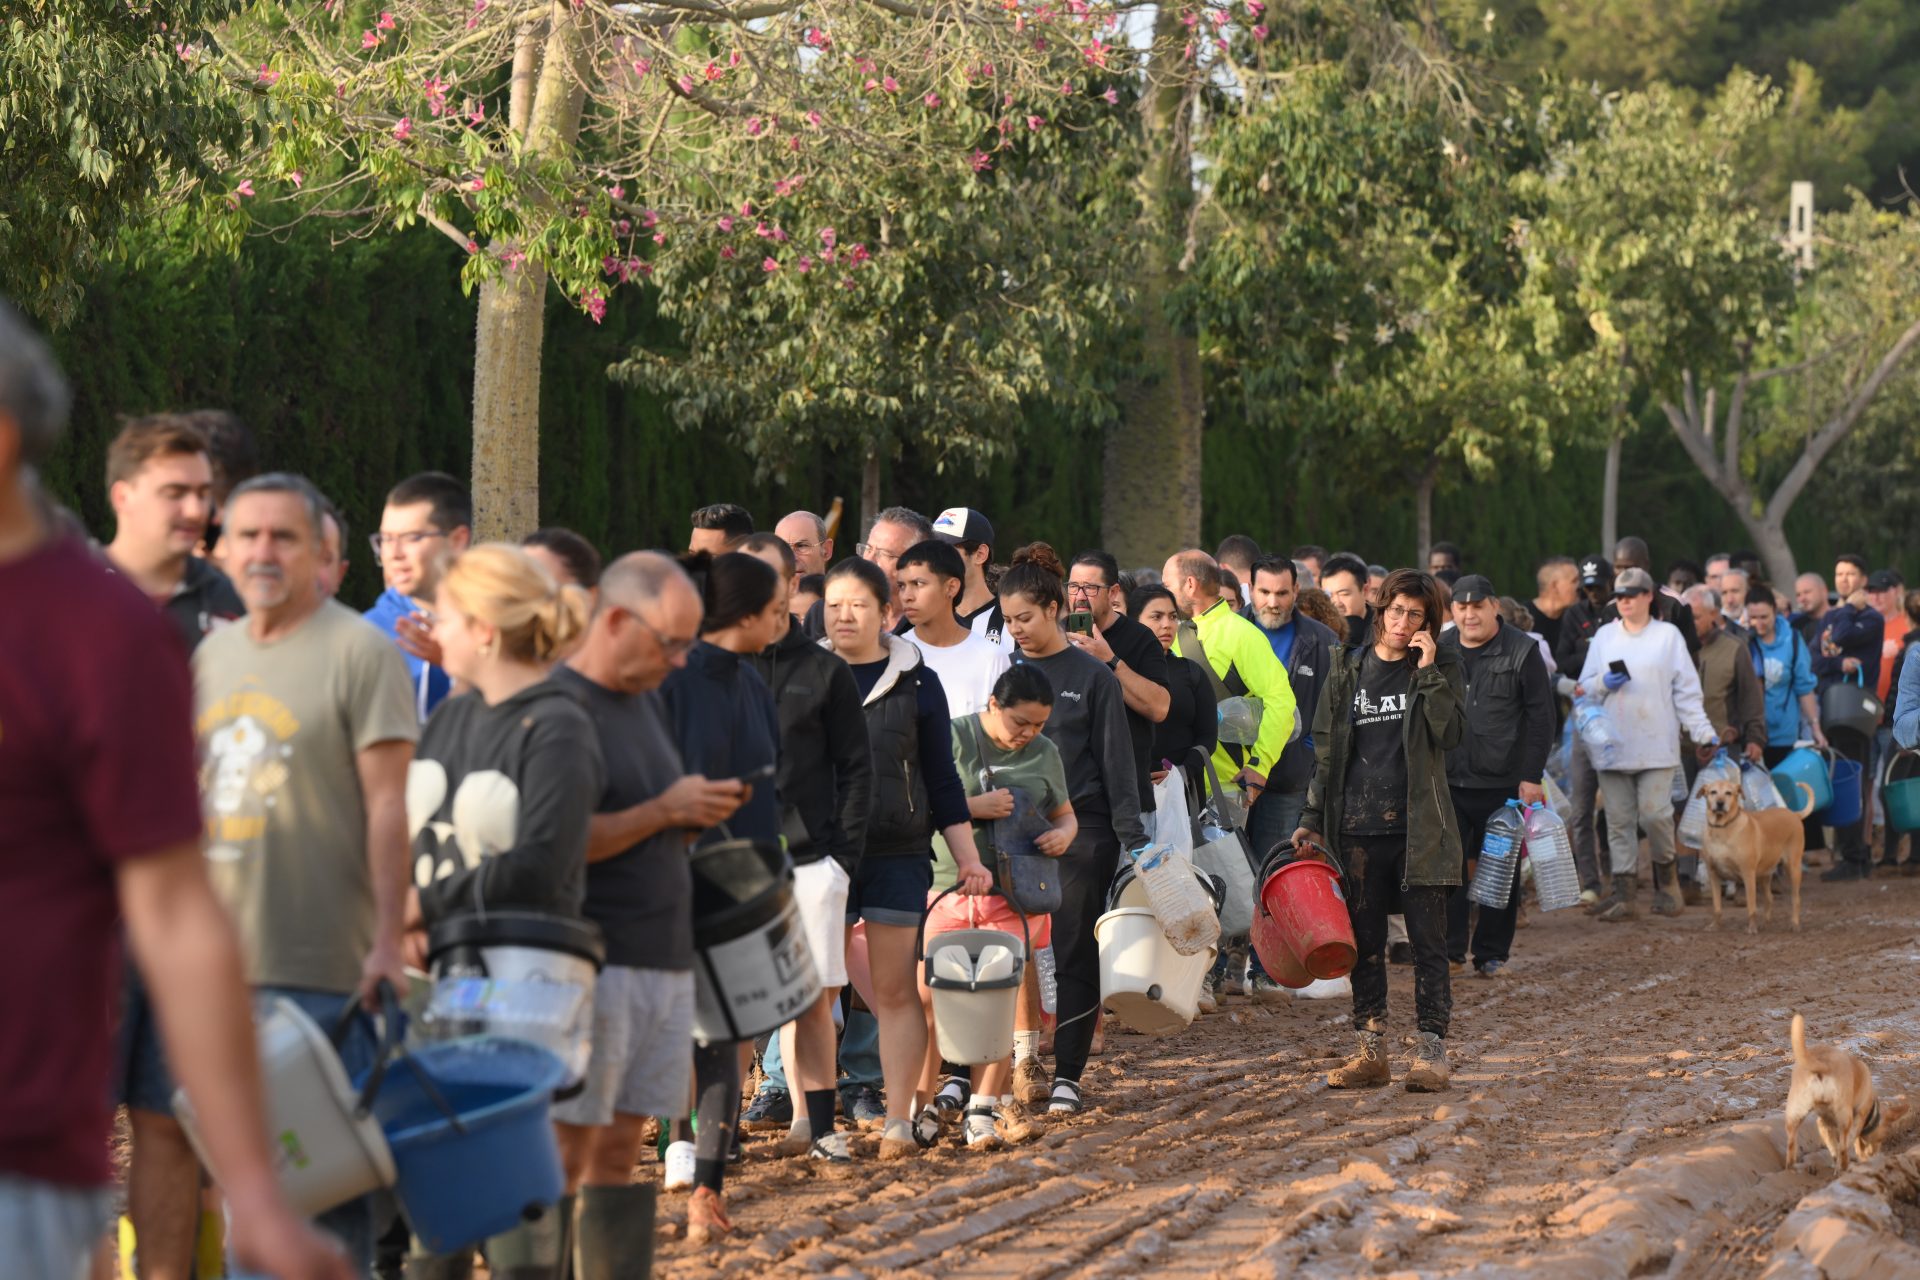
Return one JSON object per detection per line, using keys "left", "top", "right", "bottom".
{"left": 1697, "top": 777, "right": 1815, "bottom": 933}
{"left": 1784, "top": 1013, "right": 1900, "bottom": 1173}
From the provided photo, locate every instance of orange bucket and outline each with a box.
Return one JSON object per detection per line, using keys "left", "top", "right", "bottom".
{"left": 1260, "top": 859, "right": 1357, "bottom": 980}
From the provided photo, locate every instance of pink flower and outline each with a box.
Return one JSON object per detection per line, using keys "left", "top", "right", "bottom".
{"left": 789, "top": 135, "right": 801, "bottom": 151}
{"left": 821, "top": 247, "right": 836, "bottom": 263}
{"left": 632, "top": 58, "right": 652, "bottom": 77}
{"left": 719, "top": 215, "right": 735, "bottom": 231}
{"left": 467, "top": 0, "right": 487, "bottom": 28}
{"left": 1182, "top": 10, "right": 1197, "bottom": 25}
{"left": 393, "top": 116, "right": 412, "bottom": 140}
{"left": 257, "top": 64, "right": 280, "bottom": 87}
{"left": 704, "top": 61, "right": 722, "bottom": 82}
{"left": 234, "top": 179, "right": 255, "bottom": 198}
{"left": 720, "top": 245, "right": 737, "bottom": 259}
{"left": 653, "top": 231, "right": 666, "bottom": 245}
{"left": 615, "top": 219, "right": 632, "bottom": 235}
{"left": 424, "top": 76, "right": 449, "bottom": 116}
{"left": 806, "top": 110, "right": 823, "bottom": 127}
{"left": 1252, "top": 23, "right": 1267, "bottom": 38}
{"left": 805, "top": 26, "right": 830, "bottom": 48}
{"left": 1085, "top": 39, "right": 1108, "bottom": 67}
{"left": 773, "top": 176, "right": 801, "bottom": 197}
{"left": 969, "top": 149, "right": 994, "bottom": 172}
{"left": 762, "top": 257, "right": 780, "bottom": 272}
{"left": 641, "top": 209, "right": 658, "bottom": 228}
{"left": 1060, "top": 81, "right": 1074, "bottom": 95}
{"left": 1246, "top": 0, "right": 1265, "bottom": 14}
{"left": 755, "top": 221, "right": 773, "bottom": 238}
{"left": 376, "top": 10, "right": 395, "bottom": 29}
{"left": 1210, "top": 8, "right": 1228, "bottom": 25}
{"left": 848, "top": 243, "right": 871, "bottom": 265}
{"left": 288, "top": 170, "right": 304, "bottom": 188}
{"left": 1026, "top": 114, "right": 1045, "bottom": 130}
{"left": 465, "top": 97, "right": 485, "bottom": 125}
{"left": 677, "top": 75, "right": 694, "bottom": 94}
{"left": 747, "top": 117, "right": 764, "bottom": 137}
{"left": 923, "top": 91, "right": 941, "bottom": 108}
{"left": 740, "top": 200, "right": 754, "bottom": 216}
{"left": 864, "top": 78, "right": 879, "bottom": 92}
{"left": 469, "top": 177, "right": 486, "bottom": 191}
{"left": 608, "top": 184, "right": 625, "bottom": 200}
{"left": 882, "top": 76, "right": 899, "bottom": 93}
{"left": 602, "top": 255, "right": 621, "bottom": 276}
{"left": 1102, "top": 86, "right": 1119, "bottom": 105}
{"left": 797, "top": 255, "right": 813, "bottom": 273}
{"left": 729, "top": 50, "right": 742, "bottom": 67}
{"left": 503, "top": 248, "right": 526, "bottom": 271}
{"left": 820, "top": 226, "right": 837, "bottom": 249}
{"left": 361, "top": 30, "right": 380, "bottom": 48}
{"left": 584, "top": 291, "right": 606, "bottom": 324}
{"left": 465, "top": 239, "right": 478, "bottom": 254}
{"left": 772, "top": 226, "right": 789, "bottom": 243}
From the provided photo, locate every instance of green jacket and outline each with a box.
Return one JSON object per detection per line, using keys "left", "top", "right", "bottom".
{"left": 1300, "top": 643, "right": 1467, "bottom": 887}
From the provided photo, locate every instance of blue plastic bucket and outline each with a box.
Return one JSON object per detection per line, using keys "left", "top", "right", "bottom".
{"left": 366, "top": 1038, "right": 567, "bottom": 1254}
{"left": 1827, "top": 757, "right": 1864, "bottom": 827}
{"left": 1772, "top": 748, "right": 1833, "bottom": 815}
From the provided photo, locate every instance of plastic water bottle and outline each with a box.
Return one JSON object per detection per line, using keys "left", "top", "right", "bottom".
{"left": 1677, "top": 788, "right": 1710, "bottom": 848}
{"left": 1469, "top": 802, "right": 1526, "bottom": 907}
{"left": 1572, "top": 697, "right": 1622, "bottom": 769}
{"left": 1035, "top": 944, "right": 1058, "bottom": 1014}
{"left": 1523, "top": 803, "right": 1582, "bottom": 911}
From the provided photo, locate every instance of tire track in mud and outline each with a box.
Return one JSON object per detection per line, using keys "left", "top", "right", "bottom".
{"left": 652, "top": 877, "right": 1920, "bottom": 1278}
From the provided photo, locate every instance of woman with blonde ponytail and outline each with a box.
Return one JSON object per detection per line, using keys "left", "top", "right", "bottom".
{"left": 406, "top": 542, "right": 603, "bottom": 929}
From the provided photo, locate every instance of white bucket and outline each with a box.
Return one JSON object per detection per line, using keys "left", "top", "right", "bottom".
{"left": 924, "top": 928, "right": 1025, "bottom": 1065}
{"left": 176, "top": 997, "right": 396, "bottom": 1217}
{"left": 423, "top": 913, "right": 604, "bottom": 1092}
{"left": 1095, "top": 908, "right": 1217, "bottom": 1036}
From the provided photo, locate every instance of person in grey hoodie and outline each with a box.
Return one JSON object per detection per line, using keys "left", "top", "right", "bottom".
{"left": 996, "top": 543, "right": 1144, "bottom": 1118}
{"left": 404, "top": 544, "right": 603, "bottom": 1280}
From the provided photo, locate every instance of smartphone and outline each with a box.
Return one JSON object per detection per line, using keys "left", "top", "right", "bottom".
{"left": 1064, "top": 610, "right": 1095, "bottom": 636}
{"left": 1609, "top": 660, "right": 1629, "bottom": 678}
{"left": 735, "top": 762, "right": 777, "bottom": 786}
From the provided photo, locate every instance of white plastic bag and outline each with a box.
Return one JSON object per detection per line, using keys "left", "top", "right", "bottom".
{"left": 1151, "top": 770, "right": 1195, "bottom": 863}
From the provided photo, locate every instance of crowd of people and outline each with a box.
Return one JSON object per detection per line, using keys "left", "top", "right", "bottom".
{"left": 8, "top": 296, "right": 1920, "bottom": 1280}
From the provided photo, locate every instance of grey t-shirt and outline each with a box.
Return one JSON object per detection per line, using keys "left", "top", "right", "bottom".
{"left": 552, "top": 666, "right": 693, "bottom": 971}
{"left": 193, "top": 600, "right": 419, "bottom": 992}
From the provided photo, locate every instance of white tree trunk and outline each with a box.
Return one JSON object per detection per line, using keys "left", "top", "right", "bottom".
{"left": 1600, "top": 433, "right": 1622, "bottom": 553}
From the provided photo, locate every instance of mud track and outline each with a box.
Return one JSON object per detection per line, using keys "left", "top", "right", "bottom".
{"left": 654, "top": 874, "right": 1920, "bottom": 1278}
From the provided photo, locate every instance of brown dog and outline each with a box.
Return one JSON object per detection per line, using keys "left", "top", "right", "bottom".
{"left": 1784, "top": 1013, "right": 1899, "bottom": 1173}
{"left": 1697, "top": 776, "right": 1816, "bottom": 933}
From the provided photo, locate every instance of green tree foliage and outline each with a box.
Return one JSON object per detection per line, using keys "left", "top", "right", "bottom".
{"left": 0, "top": 0, "right": 250, "bottom": 323}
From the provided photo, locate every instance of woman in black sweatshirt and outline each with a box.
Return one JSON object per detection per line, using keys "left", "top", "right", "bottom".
{"left": 1131, "top": 584, "right": 1220, "bottom": 781}
{"left": 997, "top": 543, "right": 1145, "bottom": 1116}
{"left": 821, "top": 557, "right": 991, "bottom": 1161}
{"left": 406, "top": 543, "right": 602, "bottom": 1278}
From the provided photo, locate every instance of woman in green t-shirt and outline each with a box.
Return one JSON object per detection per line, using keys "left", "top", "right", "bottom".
{"left": 921, "top": 664, "right": 1077, "bottom": 1148}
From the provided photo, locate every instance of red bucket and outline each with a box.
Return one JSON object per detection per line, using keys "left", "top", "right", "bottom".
{"left": 1249, "top": 903, "right": 1315, "bottom": 989}
{"left": 1260, "top": 860, "right": 1357, "bottom": 980}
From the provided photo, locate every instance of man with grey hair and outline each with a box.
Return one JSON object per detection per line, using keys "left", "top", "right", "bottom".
{"left": 553, "top": 552, "right": 747, "bottom": 1272}
{"left": 192, "top": 471, "right": 419, "bottom": 1269}
{"left": 1719, "top": 568, "right": 1751, "bottom": 630}
{"left": 774, "top": 509, "right": 833, "bottom": 576}
{"left": 0, "top": 302, "right": 352, "bottom": 1279}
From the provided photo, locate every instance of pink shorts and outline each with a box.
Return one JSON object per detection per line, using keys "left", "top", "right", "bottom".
{"left": 925, "top": 888, "right": 1051, "bottom": 950}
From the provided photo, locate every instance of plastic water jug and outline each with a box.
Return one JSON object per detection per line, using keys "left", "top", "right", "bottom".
{"left": 1741, "top": 757, "right": 1787, "bottom": 811}
{"left": 1572, "top": 698, "right": 1622, "bottom": 770}
{"left": 1469, "top": 802, "right": 1526, "bottom": 908}
{"left": 1216, "top": 696, "right": 1263, "bottom": 746}
{"left": 1677, "top": 790, "right": 1709, "bottom": 848}
{"left": 1523, "top": 803, "right": 1582, "bottom": 911}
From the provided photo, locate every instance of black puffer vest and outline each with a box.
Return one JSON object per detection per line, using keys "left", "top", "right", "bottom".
{"left": 850, "top": 634, "right": 932, "bottom": 857}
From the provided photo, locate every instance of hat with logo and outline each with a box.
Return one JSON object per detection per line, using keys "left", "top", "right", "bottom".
{"left": 1578, "top": 555, "right": 1613, "bottom": 588}
{"left": 1868, "top": 569, "right": 1904, "bottom": 592}
{"left": 1613, "top": 566, "right": 1655, "bottom": 597}
{"left": 932, "top": 507, "right": 994, "bottom": 549}
{"left": 1451, "top": 573, "right": 1497, "bottom": 604}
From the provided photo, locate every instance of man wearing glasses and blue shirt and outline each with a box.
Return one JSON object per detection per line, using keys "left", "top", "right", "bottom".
{"left": 363, "top": 471, "right": 472, "bottom": 720}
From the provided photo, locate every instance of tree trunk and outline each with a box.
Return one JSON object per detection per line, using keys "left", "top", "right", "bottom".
{"left": 1600, "top": 432, "right": 1622, "bottom": 553}
{"left": 1102, "top": 17, "right": 1202, "bottom": 567}
{"left": 860, "top": 447, "right": 881, "bottom": 538}
{"left": 469, "top": 4, "right": 588, "bottom": 541}
{"left": 1414, "top": 461, "right": 1436, "bottom": 568}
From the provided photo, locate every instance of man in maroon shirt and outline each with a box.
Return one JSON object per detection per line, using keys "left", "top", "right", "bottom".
{"left": 0, "top": 302, "right": 348, "bottom": 1280}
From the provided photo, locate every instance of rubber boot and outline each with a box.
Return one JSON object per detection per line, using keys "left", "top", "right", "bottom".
{"left": 1404, "top": 1031, "right": 1451, "bottom": 1093}
{"left": 486, "top": 1199, "right": 570, "bottom": 1280}
{"left": 574, "top": 1184, "right": 655, "bottom": 1280}
{"left": 1327, "top": 1027, "right": 1390, "bottom": 1088}
{"left": 1650, "top": 861, "right": 1684, "bottom": 917}
{"left": 1594, "top": 875, "right": 1637, "bottom": 922}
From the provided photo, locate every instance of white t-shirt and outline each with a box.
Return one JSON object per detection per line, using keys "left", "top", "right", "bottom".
{"left": 907, "top": 629, "right": 1012, "bottom": 718}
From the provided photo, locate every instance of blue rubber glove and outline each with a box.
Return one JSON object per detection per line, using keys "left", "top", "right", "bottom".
{"left": 1602, "top": 671, "right": 1630, "bottom": 692}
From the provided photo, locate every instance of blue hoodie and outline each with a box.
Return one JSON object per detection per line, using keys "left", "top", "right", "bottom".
{"left": 365, "top": 586, "right": 452, "bottom": 721}
{"left": 660, "top": 640, "right": 783, "bottom": 846}
{"left": 1750, "top": 624, "right": 1816, "bottom": 747}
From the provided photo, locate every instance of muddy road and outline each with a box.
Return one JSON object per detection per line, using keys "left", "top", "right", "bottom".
{"left": 654, "top": 871, "right": 1920, "bottom": 1278}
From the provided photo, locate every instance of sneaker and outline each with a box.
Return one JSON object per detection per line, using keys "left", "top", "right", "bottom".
{"left": 1047, "top": 1079, "right": 1083, "bottom": 1116}
{"left": 1248, "top": 974, "right": 1290, "bottom": 1005}
{"left": 1474, "top": 960, "right": 1504, "bottom": 979}
{"left": 741, "top": 1087, "right": 793, "bottom": 1131}
{"left": 1820, "top": 861, "right": 1870, "bottom": 882}
{"left": 840, "top": 1083, "right": 886, "bottom": 1130}
{"left": 1197, "top": 973, "right": 1219, "bottom": 1013}
{"left": 663, "top": 1140, "right": 696, "bottom": 1192}
{"left": 996, "top": 1098, "right": 1041, "bottom": 1145}
{"left": 877, "top": 1118, "right": 919, "bottom": 1162}
{"left": 808, "top": 1131, "right": 852, "bottom": 1165}
{"left": 930, "top": 1075, "right": 968, "bottom": 1124}
{"left": 963, "top": 1106, "right": 1001, "bottom": 1151}
{"left": 1014, "top": 1055, "right": 1051, "bottom": 1107}
{"left": 1387, "top": 941, "right": 1415, "bottom": 966}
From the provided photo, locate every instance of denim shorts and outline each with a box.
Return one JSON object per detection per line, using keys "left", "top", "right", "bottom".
{"left": 114, "top": 963, "right": 176, "bottom": 1114}
{"left": 845, "top": 856, "right": 934, "bottom": 928}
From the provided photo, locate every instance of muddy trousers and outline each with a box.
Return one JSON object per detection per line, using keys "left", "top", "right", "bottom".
{"left": 1447, "top": 786, "right": 1521, "bottom": 968}
{"left": 1599, "top": 767, "right": 1677, "bottom": 877}
{"left": 1343, "top": 834, "right": 1451, "bottom": 1038}
{"left": 1051, "top": 821, "right": 1122, "bottom": 1085}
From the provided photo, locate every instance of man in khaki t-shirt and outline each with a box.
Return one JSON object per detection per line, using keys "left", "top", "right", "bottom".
{"left": 190, "top": 474, "right": 417, "bottom": 1270}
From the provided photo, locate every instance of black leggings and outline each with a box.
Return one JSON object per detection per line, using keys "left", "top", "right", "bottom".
{"left": 1051, "top": 821, "right": 1121, "bottom": 1085}
{"left": 671, "top": 1040, "right": 740, "bottom": 1192}
{"left": 1343, "top": 833, "right": 1452, "bottom": 1038}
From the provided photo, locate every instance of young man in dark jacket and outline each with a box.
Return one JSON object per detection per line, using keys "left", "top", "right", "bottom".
{"left": 1295, "top": 570, "right": 1466, "bottom": 1092}
{"left": 1440, "top": 576, "right": 1554, "bottom": 979}
{"left": 1812, "top": 554, "right": 1886, "bottom": 881}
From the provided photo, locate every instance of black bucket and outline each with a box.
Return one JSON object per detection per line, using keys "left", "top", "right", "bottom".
{"left": 689, "top": 839, "right": 821, "bottom": 1045}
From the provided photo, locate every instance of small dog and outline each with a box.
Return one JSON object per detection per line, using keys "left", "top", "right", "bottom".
{"left": 1697, "top": 776, "right": 1815, "bottom": 933}
{"left": 1784, "top": 1013, "right": 1899, "bottom": 1173}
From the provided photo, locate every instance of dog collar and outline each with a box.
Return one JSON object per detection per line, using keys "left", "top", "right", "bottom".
{"left": 1705, "top": 813, "right": 1739, "bottom": 828}
{"left": 1864, "top": 1098, "right": 1882, "bottom": 1137}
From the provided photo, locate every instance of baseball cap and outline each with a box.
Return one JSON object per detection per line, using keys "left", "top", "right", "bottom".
{"left": 1613, "top": 566, "right": 1655, "bottom": 596}
{"left": 932, "top": 507, "right": 994, "bottom": 548}
{"left": 1868, "top": 569, "right": 1904, "bottom": 592}
{"left": 1578, "top": 555, "right": 1613, "bottom": 587}
{"left": 1452, "top": 573, "right": 1497, "bottom": 604}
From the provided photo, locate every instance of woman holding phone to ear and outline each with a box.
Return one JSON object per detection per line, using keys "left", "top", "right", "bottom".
{"left": 997, "top": 543, "right": 1145, "bottom": 1118}
{"left": 658, "top": 552, "right": 786, "bottom": 1243}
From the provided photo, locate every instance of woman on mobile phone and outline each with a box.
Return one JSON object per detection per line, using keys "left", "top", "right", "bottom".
{"left": 658, "top": 551, "right": 786, "bottom": 1242}
{"left": 1292, "top": 569, "right": 1466, "bottom": 1094}
{"left": 1130, "top": 584, "right": 1219, "bottom": 783}
{"left": 821, "top": 557, "right": 993, "bottom": 1160}
{"left": 997, "top": 543, "right": 1145, "bottom": 1117}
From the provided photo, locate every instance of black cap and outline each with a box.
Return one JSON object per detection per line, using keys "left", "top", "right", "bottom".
{"left": 1579, "top": 555, "right": 1613, "bottom": 587}
{"left": 1868, "top": 569, "right": 1904, "bottom": 592}
{"left": 931, "top": 507, "right": 994, "bottom": 548}
{"left": 1452, "top": 573, "right": 1497, "bottom": 603}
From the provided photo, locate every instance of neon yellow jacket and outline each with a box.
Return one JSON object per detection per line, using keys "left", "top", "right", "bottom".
{"left": 1172, "top": 597, "right": 1298, "bottom": 782}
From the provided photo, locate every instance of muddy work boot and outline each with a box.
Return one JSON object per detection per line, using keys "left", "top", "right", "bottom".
{"left": 1650, "top": 861, "right": 1684, "bottom": 917}
{"left": 1594, "top": 875, "right": 1638, "bottom": 922}
{"left": 1404, "top": 1031, "right": 1451, "bottom": 1092}
{"left": 1327, "top": 1027, "right": 1391, "bottom": 1089}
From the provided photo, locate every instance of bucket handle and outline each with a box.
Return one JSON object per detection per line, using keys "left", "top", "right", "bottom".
{"left": 1258, "top": 835, "right": 1350, "bottom": 900}
{"left": 333, "top": 980, "right": 467, "bottom": 1133}
{"left": 915, "top": 885, "right": 1033, "bottom": 967}
{"left": 1881, "top": 747, "right": 1920, "bottom": 791}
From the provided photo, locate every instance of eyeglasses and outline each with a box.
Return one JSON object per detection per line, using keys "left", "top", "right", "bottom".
{"left": 1065, "top": 580, "right": 1105, "bottom": 598}
{"left": 788, "top": 539, "right": 819, "bottom": 554}
{"left": 1383, "top": 605, "right": 1427, "bottom": 625}
{"left": 629, "top": 610, "right": 697, "bottom": 657}
{"left": 856, "top": 543, "right": 904, "bottom": 566}
{"left": 368, "top": 530, "right": 447, "bottom": 562}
